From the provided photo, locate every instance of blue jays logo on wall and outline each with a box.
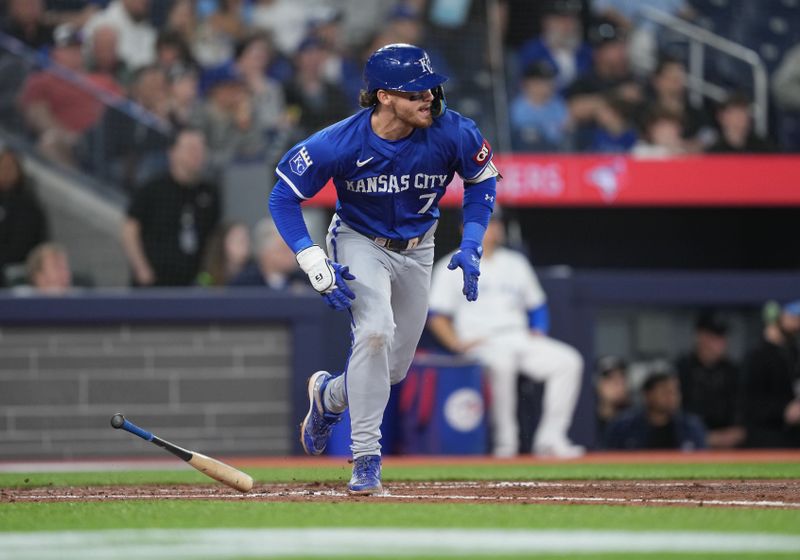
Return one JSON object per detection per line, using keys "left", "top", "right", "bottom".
{"left": 290, "top": 146, "right": 313, "bottom": 176}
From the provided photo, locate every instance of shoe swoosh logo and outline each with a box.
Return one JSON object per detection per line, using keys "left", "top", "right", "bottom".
{"left": 356, "top": 157, "right": 374, "bottom": 167}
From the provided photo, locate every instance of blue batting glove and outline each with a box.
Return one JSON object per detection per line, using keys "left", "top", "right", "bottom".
{"left": 448, "top": 247, "right": 482, "bottom": 302}
{"left": 321, "top": 263, "right": 356, "bottom": 311}
{"left": 296, "top": 245, "right": 357, "bottom": 311}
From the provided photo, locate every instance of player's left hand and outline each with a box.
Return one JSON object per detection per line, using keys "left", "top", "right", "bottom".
{"left": 448, "top": 247, "right": 482, "bottom": 302}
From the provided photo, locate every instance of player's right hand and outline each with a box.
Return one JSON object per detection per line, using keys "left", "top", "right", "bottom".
{"left": 296, "top": 245, "right": 356, "bottom": 311}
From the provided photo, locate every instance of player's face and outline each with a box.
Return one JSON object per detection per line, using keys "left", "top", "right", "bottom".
{"left": 384, "top": 89, "right": 435, "bottom": 128}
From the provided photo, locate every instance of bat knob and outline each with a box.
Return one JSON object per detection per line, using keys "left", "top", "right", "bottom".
{"left": 110, "top": 413, "right": 126, "bottom": 429}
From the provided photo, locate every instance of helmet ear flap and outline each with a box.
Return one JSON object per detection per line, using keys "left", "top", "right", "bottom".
{"left": 431, "top": 85, "right": 447, "bottom": 117}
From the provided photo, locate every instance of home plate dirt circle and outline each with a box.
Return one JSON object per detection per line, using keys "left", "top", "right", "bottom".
{"left": 3, "top": 479, "right": 800, "bottom": 508}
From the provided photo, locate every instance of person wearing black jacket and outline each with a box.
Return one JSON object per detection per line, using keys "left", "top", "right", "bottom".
{"left": 741, "top": 301, "right": 800, "bottom": 448}
{"left": 675, "top": 312, "right": 745, "bottom": 449}
{"left": 0, "top": 147, "right": 49, "bottom": 286}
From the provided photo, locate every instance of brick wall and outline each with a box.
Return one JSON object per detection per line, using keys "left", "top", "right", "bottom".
{"left": 0, "top": 323, "right": 291, "bottom": 459}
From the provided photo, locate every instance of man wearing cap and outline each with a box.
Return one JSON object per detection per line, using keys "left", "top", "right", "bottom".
{"left": 268, "top": 43, "right": 499, "bottom": 494}
{"left": 510, "top": 61, "right": 570, "bottom": 151}
{"left": 741, "top": 301, "right": 800, "bottom": 448}
{"left": 517, "top": 0, "right": 592, "bottom": 91}
{"left": 428, "top": 209, "right": 585, "bottom": 459}
{"left": 19, "top": 23, "right": 123, "bottom": 166}
{"left": 675, "top": 311, "right": 744, "bottom": 449}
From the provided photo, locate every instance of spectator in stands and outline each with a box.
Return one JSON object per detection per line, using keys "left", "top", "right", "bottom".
{"left": 205, "top": 0, "right": 250, "bottom": 46}
{"left": 90, "top": 64, "right": 171, "bottom": 189}
{"left": 1, "top": 0, "right": 53, "bottom": 50}
{"left": 228, "top": 218, "right": 305, "bottom": 289}
{"left": 197, "top": 221, "right": 251, "bottom": 287}
{"left": 232, "top": 33, "right": 288, "bottom": 133}
{"left": 567, "top": 18, "right": 643, "bottom": 124}
{"left": 24, "top": 242, "right": 72, "bottom": 295}
{"left": 604, "top": 369, "right": 707, "bottom": 450}
{"left": 646, "top": 57, "right": 715, "bottom": 152}
{"left": 83, "top": 0, "right": 157, "bottom": 72}
{"left": 155, "top": 30, "right": 196, "bottom": 77}
{"left": 516, "top": 0, "right": 592, "bottom": 92}
{"left": 0, "top": 147, "right": 48, "bottom": 286}
{"left": 591, "top": 0, "right": 695, "bottom": 75}
{"left": 251, "top": 0, "right": 317, "bottom": 57}
{"left": 510, "top": 61, "right": 570, "bottom": 151}
{"left": 585, "top": 93, "right": 637, "bottom": 153}
{"left": 707, "top": 92, "right": 775, "bottom": 153}
{"left": 631, "top": 107, "right": 685, "bottom": 158}
{"left": 675, "top": 311, "right": 745, "bottom": 449}
{"left": 284, "top": 37, "right": 350, "bottom": 137}
{"left": 121, "top": 128, "right": 220, "bottom": 287}
{"left": 594, "top": 355, "right": 631, "bottom": 443}
{"left": 166, "top": 64, "right": 202, "bottom": 129}
{"left": 772, "top": 43, "right": 800, "bottom": 151}
{"left": 428, "top": 209, "right": 585, "bottom": 458}
{"left": 308, "top": 7, "right": 361, "bottom": 103}
{"left": 164, "top": 0, "right": 196, "bottom": 44}
{"left": 773, "top": 44, "right": 800, "bottom": 113}
{"left": 19, "top": 23, "right": 124, "bottom": 167}
{"left": 85, "top": 23, "right": 127, "bottom": 86}
{"left": 741, "top": 300, "right": 800, "bottom": 448}
{"left": 191, "top": 67, "right": 266, "bottom": 170}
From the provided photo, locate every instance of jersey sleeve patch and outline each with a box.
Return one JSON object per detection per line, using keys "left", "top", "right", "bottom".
{"left": 471, "top": 139, "right": 492, "bottom": 167}
{"left": 289, "top": 146, "right": 314, "bottom": 176}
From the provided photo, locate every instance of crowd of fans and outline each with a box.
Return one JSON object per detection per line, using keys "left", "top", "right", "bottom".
{"left": 595, "top": 306, "right": 800, "bottom": 450}
{"left": 0, "top": 1, "right": 795, "bottom": 180}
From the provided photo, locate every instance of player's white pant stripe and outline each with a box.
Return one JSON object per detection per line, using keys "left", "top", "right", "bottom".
{"left": 276, "top": 168, "right": 310, "bottom": 200}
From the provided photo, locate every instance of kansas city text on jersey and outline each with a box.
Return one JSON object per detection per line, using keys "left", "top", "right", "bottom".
{"left": 344, "top": 173, "right": 450, "bottom": 193}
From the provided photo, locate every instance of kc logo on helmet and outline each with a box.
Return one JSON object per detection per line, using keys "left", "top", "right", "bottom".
{"left": 472, "top": 139, "right": 491, "bottom": 166}
{"left": 419, "top": 55, "right": 433, "bottom": 74}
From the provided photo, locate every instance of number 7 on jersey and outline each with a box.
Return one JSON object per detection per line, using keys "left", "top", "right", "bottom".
{"left": 418, "top": 193, "right": 437, "bottom": 214}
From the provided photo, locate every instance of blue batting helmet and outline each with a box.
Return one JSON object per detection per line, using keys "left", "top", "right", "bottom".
{"left": 363, "top": 43, "right": 448, "bottom": 93}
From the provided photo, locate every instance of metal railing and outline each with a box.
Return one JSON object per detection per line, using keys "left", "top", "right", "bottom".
{"left": 642, "top": 6, "right": 770, "bottom": 138}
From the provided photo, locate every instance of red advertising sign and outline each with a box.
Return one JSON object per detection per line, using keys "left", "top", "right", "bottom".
{"left": 305, "top": 155, "right": 800, "bottom": 207}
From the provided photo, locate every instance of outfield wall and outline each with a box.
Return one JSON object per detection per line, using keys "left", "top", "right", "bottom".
{"left": 1, "top": 270, "right": 799, "bottom": 459}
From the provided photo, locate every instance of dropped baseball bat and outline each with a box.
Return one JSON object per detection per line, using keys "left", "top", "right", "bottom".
{"left": 110, "top": 413, "right": 253, "bottom": 493}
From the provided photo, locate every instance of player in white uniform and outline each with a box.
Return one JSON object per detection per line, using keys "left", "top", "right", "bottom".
{"left": 428, "top": 210, "right": 585, "bottom": 458}
{"left": 268, "top": 44, "right": 498, "bottom": 494}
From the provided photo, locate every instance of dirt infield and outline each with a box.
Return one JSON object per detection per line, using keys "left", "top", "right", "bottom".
{"left": 3, "top": 479, "right": 799, "bottom": 509}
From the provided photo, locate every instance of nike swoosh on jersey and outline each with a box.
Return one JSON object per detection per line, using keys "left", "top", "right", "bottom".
{"left": 356, "top": 157, "right": 374, "bottom": 167}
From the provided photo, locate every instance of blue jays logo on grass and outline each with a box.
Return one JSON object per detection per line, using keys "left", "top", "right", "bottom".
{"left": 290, "top": 146, "right": 313, "bottom": 176}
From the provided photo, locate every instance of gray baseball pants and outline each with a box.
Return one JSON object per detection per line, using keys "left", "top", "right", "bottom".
{"left": 321, "top": 215, "right": 436, "bottom": 458}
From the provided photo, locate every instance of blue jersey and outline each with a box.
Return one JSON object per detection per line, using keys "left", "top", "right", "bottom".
{"left": 274, "top": 108, "right": 495, "bottom": 240}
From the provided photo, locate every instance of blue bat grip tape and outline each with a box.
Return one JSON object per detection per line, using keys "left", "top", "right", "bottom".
{"left": 122, "top": 418, "right": 154, "bottom": 441}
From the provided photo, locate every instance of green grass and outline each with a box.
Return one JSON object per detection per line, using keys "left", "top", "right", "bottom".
{"left": 1, "top": 460, "right": 798, "bottom": 558}
{"left": 1, "top": 461, "right": 799, "bottom": 488}
{"left": 1, "top": 501, "right": 798, "bottom": 534}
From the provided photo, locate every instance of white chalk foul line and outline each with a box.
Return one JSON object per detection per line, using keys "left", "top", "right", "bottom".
{"left": 0, "top": 528, "right": 799, "bottom": 559}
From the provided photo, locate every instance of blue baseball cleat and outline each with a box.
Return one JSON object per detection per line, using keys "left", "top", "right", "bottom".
{"left": 348, "top": 454, "right": 383, "bottom": 495}
{"left": 300, "top": 371, "right": 343, "bottom": 455}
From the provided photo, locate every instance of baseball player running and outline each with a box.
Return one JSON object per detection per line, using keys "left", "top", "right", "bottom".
{"left": 268, "top": 43, "right": 499, "bottom": 494}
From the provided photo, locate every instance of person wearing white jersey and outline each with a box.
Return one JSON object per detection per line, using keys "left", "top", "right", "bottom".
{"left": 428, "top": 209, "right": 584, "bottom": 458}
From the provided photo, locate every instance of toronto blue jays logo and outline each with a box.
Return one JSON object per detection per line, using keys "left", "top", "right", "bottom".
{"left": 290, "top": 146, "right": 313, "bottom": 176}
